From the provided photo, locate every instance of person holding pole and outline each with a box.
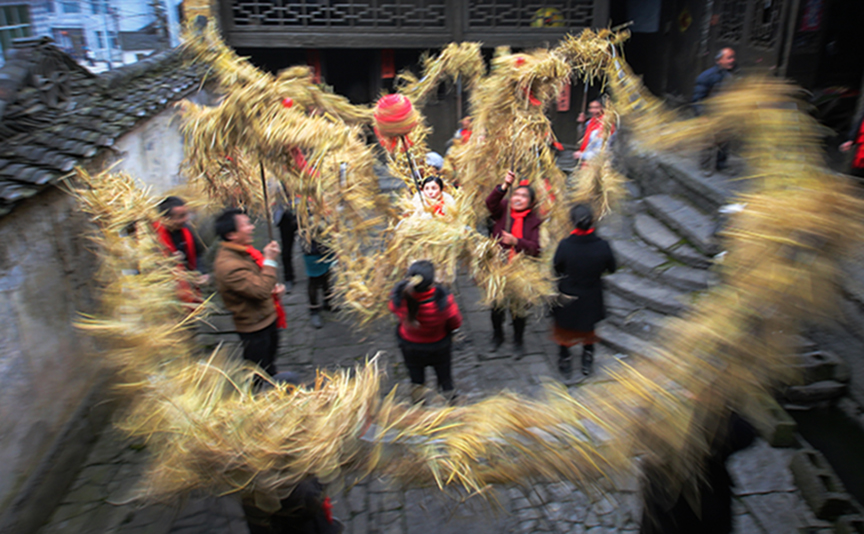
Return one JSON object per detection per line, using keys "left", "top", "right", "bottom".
{"left": 485, "top": 170, "right": 542, "bottom": 356}
{"left": 573, "top": 99, "right": 615, "bottom": 166}
{"left": 212, "top": 208, "right": 286, "bottom": 379}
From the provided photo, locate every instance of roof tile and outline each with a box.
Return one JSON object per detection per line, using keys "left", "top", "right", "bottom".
{"left": 0, "top": 39, "right": 207, "bottom": 217}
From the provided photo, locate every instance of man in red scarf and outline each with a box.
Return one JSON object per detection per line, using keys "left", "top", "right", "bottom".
{"left": 212, "top": 208, "right": 286, "bottom": 378}
{"left": 155, "top": 196, "right": 209, "bottom": 302}
{"left": 574, "top": 100, "right": 615, "bottom": 166}
{"left": 840, "top": 110, "right": 864, "bottom": 180}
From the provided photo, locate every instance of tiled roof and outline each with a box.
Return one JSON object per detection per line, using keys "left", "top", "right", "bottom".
{"left": 0, "top": 36, "right": 206, "bottom": 217}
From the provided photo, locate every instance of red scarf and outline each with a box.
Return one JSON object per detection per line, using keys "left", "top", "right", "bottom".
{"left": 855, "top": 121, "right": 864, "bottom": 169}
{"left": 432, "top": 199, "right": 446, "bottom": 216}
{"left": 571, "top": 227, "right": 595, "bottom": 236}
{"left": 154, "top": 222, "right": 199, "bottom": 303}
{"left": 154, "top": 222, "right": 197, "bottom": 271}
{"left": 508, "top": 207, "right": 530, "bottom": 261}
{"left": 245, "top": 246, "right": 288, "bottom": 329}
{"left": 579, "top": 115, "right": 615, "bottom": 152}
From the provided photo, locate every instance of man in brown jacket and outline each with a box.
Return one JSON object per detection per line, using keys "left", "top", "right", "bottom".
{"left": 213, "top": 208, "right": 286, "bottom": 376}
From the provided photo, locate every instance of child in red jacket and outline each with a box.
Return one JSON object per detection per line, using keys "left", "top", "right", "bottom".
{"left": 388, "top": 260, "right": 463, "bottom": 404}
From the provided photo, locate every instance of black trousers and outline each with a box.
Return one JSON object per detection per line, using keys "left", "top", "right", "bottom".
{"left": 491, "top": 307, "right": 527, "bottom": 342}
{"left": 238, "top": 320, "right": 279, "bottom": 376}
{"left": 308, "top": 271, "right": 332, "bottom": 311}
{"left": 278, "top": 209, "right": 297, "bottom": 283}
{"left": 400, "top": 343, "right": 454, "bottom": 392}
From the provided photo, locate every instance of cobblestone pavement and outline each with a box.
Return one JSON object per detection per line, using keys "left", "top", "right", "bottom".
{"left": 39, "top": 243, "right": 833, "bottom": 534}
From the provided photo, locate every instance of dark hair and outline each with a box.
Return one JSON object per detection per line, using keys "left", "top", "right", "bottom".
{"left": 421, "top": 175, "right": 444, "bottom": 192}
{"left": 215, "top": 208, "right": 245, "bottom": 241}
{"left": 514, "top": 184, "right": 536, "bottom": 207}
{"left": 391, "top": 260, "right": 448, "bottom": 325}
{"left": 570, "top": 203, "right": 594, "bottom": 230}
{"left": 589, "top": 99, "right": 603, "bottom": 108}
{"left": 158, "top": 196, "right": 185, "bottom": 216}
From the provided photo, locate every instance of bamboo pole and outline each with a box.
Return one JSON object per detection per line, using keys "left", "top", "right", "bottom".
{"left": 401, "top": 136, "right": 426, "bottom": 206}
{"left": 259, "top": 161, "right": 274, "bottom": 241}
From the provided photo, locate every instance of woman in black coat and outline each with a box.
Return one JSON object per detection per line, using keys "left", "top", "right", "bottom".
{"left": 552, "top": 204, "right": 616, "bottom": 376}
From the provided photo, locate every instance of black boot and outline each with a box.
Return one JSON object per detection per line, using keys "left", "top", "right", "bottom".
{"left": 512, "top": 316, "right": 526, "bottom": 358}
{"left": 582, "top": 344, "right": 595, "bottom": 376}
{"left": 558, "top": 345, "right": 572, "bottom": 375}
{"left": 490, "top": 308, "right": 505, "bottom": 352}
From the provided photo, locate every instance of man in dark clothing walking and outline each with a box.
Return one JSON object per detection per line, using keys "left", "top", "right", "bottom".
{"left": 692, "top": 47, "right": 736, "bottom": 174}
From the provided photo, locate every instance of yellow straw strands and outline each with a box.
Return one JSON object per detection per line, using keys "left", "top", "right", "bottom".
{"left": 182, "top": 22, "right": 372, "bottom": 124}
{"left": 397, "top": 42, "right": 486, "bottom": 106}
{"left": 69, "top": 168, "right": 207, "bottom": 382}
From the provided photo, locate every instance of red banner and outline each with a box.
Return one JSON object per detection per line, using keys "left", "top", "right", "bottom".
{"left": 307, "top": 49, "right": 321, "bottom": 84}
{"left": 381, "top": 49, "right": 395, "bottom": 79}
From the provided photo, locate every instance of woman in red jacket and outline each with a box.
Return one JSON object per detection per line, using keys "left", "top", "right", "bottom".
{"left": 485, "top": 170, "right": 542, "bottom": 356}
{"left": 389, "top": 260, "right": 463, "bottom": 404}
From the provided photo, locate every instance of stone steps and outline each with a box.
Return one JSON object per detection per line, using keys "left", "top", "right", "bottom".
{"left": 605, "top": 307, "right": 668, "bottom": 341}
{"left": 633, "top": 212, "right": 713, "bottom": 269}
{"left": 644, "top": 194, "right": 719, "bottom": 256}
{"left": 596, "top": 321, "right": 656, "bottom": 360}
{"left": 605, "top": 271, "right": 688, "bottom": 315}
{"left": 610, "top": 238, "right": 667, "bottom": 278}
{"left": 660, "top": 264, "right": 715, "bottom": 292}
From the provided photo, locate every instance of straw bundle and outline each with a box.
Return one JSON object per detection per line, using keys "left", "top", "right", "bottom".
{"left": 397, "top": 42, "right": 486, "bottom": 106}
{"left": 456, "top": 47, "right": 570, "bottom": 223}
{"left": 68, "top": 168, "right": 207, "bottom": 382}
{"left": 182, "top": 21, "right": 372, "bottom": 124}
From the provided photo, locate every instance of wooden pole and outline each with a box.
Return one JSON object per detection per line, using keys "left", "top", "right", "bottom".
{"left": 456, "top": 75, "right": 463, "bottom": 123}
{"left": 259, "top": 161, "right": 274, "bottom": 241}
{"left": 400, "top": 136, "right": 426, "bottom": 206}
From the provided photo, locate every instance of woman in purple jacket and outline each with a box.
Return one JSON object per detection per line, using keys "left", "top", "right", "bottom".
{"left": 485, "top": 170, "right": 542, "bottom": 357}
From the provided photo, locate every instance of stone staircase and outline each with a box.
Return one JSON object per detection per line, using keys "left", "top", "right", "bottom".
{"left": 598, "top": 153, "right": 851, "bottom": 414}
{"left": 599, "top": 149, "right": 864, "bottom": 527}
{"left": 594, "top": 191, "right": 716, "bottom": 358}
{"left": 597, "top": 150, "right": 864, "bottom": 527}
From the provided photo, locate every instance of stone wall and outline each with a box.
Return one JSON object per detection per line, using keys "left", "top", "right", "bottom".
{"left": 0, "top": 187, "right": 101, "bottom": 523}
{"left": 0, "top": 86, "right": 216, "bottom": 533}
{"left": 108, "top": 89, "right": 214, "bottom": 195}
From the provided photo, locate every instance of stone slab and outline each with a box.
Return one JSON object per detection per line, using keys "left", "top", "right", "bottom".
{"left": 644, "top": 194, "right": 719, "bottom": 255}
{"left": 633, "top": 213, "right": 682, "bottom": 252}
{"left": 615, "top": 308, "right": 668, "bottom": 341}
{"left": 785, "top": 380, "right": 847, "bottom": 404}
{"left": 610, "top": 239, "right": 667, "bottom": 278}
{"left": 728, "top": 439, "right": 797, "bottom": 494}
{"left": 605, "top": 292, "right": 641, "bottom": 319}
{"left": 660, "top": 265, "right": 713, "bottom": 292}
{"left": 656, "top": 154, "right": 733, "bottom": 210}
{"left": 740, "top": 492, "right": 806, "bottom": 534}
{"left": 790, "top": 449, "right": 853, "bottom": 520}
{"left": 793, "top": 351, "right": 850, "bottom": 384}
{"left": 605, "top": 272, "right": 687, "bottom": 315}
{"left": 669, "top": 242, "right": 712, "bottom": 269}
{"left": 744, "top": 393, "right": 798, "bottom": 448}
{"left": 596, "top": 322, "right": 655, "bottom": 359}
